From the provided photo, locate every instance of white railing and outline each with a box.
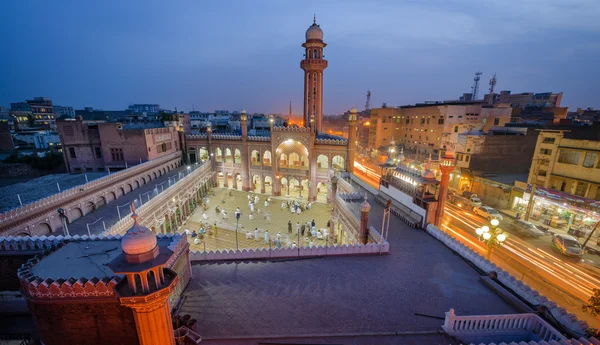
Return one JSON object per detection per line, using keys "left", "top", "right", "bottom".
{"left": 247, "top": 136, "right": 270, "bottom": 141}
{"left": 315, "top": 138, "right": 348, "bottom": 145}
{"left": 336, "top": 176, "right": 355, "bottom": 194}
{"left": 0, "top": 152, "right": 181, "bottom": 224}
{"left": 187, "top": 133, "right": 208, "bottom": 140}
{"left": 443, "top": 309, "right": 565, "bottom": 343}
{"left": 272, "top": 126, "right": 311, "bottom": 132}
{"left": 104, "top": 162, "right": 213, "bottom": 235}
{"left": 212, "top": 134, "right": 241, "bottom": 140}
{"left": 334, "top": 194, "right": 360, "bottom": 237}
{"left": 189, "top": 242, "right": 389, "bottom": 262}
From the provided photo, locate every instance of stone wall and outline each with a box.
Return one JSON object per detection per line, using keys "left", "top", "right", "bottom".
{"left": 27, "top": 298, "right": 139, "bottom": 345}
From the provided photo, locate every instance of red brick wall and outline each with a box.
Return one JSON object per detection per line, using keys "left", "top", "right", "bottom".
{"left": 28, "top": 298, "right": 139, "bottom": 345}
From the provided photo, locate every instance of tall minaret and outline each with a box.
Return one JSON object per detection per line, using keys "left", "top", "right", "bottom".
{"left": 301, "top": 15, "right": 328, "bottom": 132}
{"left": 288, "top": 101, "right": 292, "bottom": 124}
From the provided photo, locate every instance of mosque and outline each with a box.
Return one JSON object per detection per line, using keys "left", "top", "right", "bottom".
{"left": 186, "top": 16, "right": 358, "bottom": 201}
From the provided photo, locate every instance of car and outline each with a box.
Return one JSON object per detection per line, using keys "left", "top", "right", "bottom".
{"left": 447, "top": 194, "right": 467, "bottom": 209}
{"left": 551, "top": 234, "right": 584, "bottom": 257}
{"left": 509, "top": 219, "right": 546, "bottom": 238}
{"left": 474, "top": 206, "right": 503, "bottom": 221}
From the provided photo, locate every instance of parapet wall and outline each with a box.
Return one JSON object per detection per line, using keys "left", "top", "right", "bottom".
{"left": 425, "top": 223, "right": 589, "bottom": 337}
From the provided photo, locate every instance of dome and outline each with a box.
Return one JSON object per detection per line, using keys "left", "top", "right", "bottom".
{"left": 306, "top": 16, "right": 323, "bottom": 41}
{"left": 241, "top": 108, "right": 246, "bottom": 115}
{"left": 422, "top": 169, "right": 436, "bottom": 180}
{"left": 121, "top": 214, "right": 157, "bottom": 255}
{"left": 350, "top": 106, "right": 357, "bottom": 113}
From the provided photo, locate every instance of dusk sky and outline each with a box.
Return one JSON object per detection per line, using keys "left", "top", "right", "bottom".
{"left": 2, "top": 0, "right": 598, "bottom": 115}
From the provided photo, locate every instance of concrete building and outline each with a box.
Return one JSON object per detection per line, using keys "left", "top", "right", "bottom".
{"left": 484, "top": 90, "right": 563, "bottom": 108}
{"left": 0, "top": 121, "right": 14, "bottom": 151}
{"left": 510, "top": 106, "right": 568, "bottom": 124}
{"left": 10, "top": 97, "right": 56, "bottom": 130}
{"left": 368, "top": 103, "right": 512, "bottom": 154}
{"left": 128, "top": 104, "right": 160, "bottom": 114}
{"left": 528, "top": 130, "right": 600, "bottom": 200}
{"left": 12, "top": 130, "right": 61, "bottom": 150}
{"left": 75, "top": 107, "right": 132, "bottom": 121}
{"left": 57, "top": 117, "right": 181, "bottom": 173}
{"left": 52, "top": 105, "right": 75, "bottom": 118}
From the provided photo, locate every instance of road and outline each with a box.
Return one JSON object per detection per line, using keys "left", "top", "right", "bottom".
{"left": 442, "top": 203, "right": 600, "bottom": 326}
{"left": 350, "top": 161, "right": 600, "bottom": 326}
{"left": 67, "top": 165, "right": 190, "bottom": 235}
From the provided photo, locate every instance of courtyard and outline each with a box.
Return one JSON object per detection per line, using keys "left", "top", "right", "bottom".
{"left": 181, "top": 188, "right": 337, "bottom": 251}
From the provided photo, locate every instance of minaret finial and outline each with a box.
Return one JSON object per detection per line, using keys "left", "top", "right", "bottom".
{"left": 313, "top": 14, "right": 316, "bottom": 24}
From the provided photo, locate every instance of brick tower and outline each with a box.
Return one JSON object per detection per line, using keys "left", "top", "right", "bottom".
{"left": 108, "top": 210, "right": 179, "bottom": 345}
{"left": 301, "top": 15, "right": 328, "bottom": 133}
{"left": 347, "top": 106, "right": 358, "bottom": 173}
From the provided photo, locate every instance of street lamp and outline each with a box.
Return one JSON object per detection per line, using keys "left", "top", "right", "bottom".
{"left": 476, "top": 218, "right": 506, "bottom": 260}
{"left": 234, "top": 209, "right": 241, "bottom": 251}
{"left": 57, "top": 208, "right": 70, "bottom": 236}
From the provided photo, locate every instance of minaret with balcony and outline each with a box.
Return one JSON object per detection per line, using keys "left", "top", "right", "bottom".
{"left": 301, "top": 15, "right": 328, "bottom": 133}
{"left": 435, "top": 149, "right": 456, "bottom": 227}
{"left": 347, "top": 106, "right": 358, "bottom": 173}
{"left": 240, "top": 109, "right": 250, "bottom": 191}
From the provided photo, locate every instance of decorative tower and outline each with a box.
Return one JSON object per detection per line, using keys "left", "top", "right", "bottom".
{"left": 434, "top": 149, "right": 456, "bottom": 227}
{"left": 301, "top": 15, "right": 328, "bottom": 133}
{"left": 240, "top": 109, "right": 250, "bottom": 191}
{"left": 359, "top": 194, "right": 371, "bottom": 245}
{"left": 347, "top": 106, "right": 358, "bottom": 173}
{"left": 108, "top": 209, "right": 179, "bottom": 345}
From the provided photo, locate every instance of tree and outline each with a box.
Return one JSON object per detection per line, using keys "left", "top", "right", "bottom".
{"left": 582, "top": 288, "right": 600, "bottom": 316}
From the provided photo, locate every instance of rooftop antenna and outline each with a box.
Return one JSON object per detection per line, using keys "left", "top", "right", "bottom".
{"left": 488, "top": 73, "right": 497, "bottom": 105}
{"left": 365, "top": 90, "right": 371, "bottom": 111}
{"left": 471, "top": 71, "right": 483, "bottom": 100}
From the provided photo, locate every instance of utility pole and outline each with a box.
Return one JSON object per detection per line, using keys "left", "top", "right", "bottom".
{"left": 582, "top": 220, "right": 600, "bottom": 251}
{"left": 524, "top": 158, "right": 542, "bottom": 221}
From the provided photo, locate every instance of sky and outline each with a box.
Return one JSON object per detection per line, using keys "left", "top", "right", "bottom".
{"left": 1, "top": 0, "right": 599, "bottom": 115}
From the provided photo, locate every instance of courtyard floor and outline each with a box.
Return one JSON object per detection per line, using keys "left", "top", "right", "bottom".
{"left": 180, "top": 192, "right": 517, "bottom": 341}
{"left": 181, "top": 188, "right": 335, "bottom": 251}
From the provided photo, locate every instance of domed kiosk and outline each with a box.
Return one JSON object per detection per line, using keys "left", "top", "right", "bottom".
{"left": 306, "top": 15, "right": 324, "bottom": 41}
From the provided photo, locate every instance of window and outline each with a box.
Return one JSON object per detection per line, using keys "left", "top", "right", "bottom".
{"left": 111, "top": 148, "right": 124, "bottom": 161}
{"left": 86, "top": 168, "right": 93, "bottom": 172}
{"left": 69, "top": 147, "right": 76, "bottom": 159}
{"left": 540, "top": 148, "right": 552, "bottom": 155}
{"left": 583, "top": 152, "right": 598, "bottom": 168}
{"left": 420, "top": 118, "right": 425, "bottom": 124}
{"left": 94, "top": 147, "right": 102, "bottom": 158}
{"left": 494, "top": 118, "right": 500, "bottom": 125}
{"left": 575, "top": 182, "right": 588, "bottom": 197}
{"left": 538, "top": 170, "right": 547, "bottom": 177}
{"left": 465, "top": 155, "right": 470, "bottom": 162}
{"left": 542, "top": 137, "right": 556, "bottom": 144}
{"left": 454, "top": 126, "right": 458, "bottom": 133}
{"left": 438, "top": 119, "right": 444, "bottom": 125}
{"left": 557, "top": 149, "right": 581, "bottom": 165}
{"left": 63, "top": 125, "right": 74, "bottom": 137}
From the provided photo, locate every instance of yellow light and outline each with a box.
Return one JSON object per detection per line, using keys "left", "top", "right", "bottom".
{"left": 483, "top": 232, "right": 491, "bottom": 240}
{"left": 364, "top": 121, "right": 370, "bottom": 126}
{"left": 490, "top": 219, "right": 499, "bottom": 227}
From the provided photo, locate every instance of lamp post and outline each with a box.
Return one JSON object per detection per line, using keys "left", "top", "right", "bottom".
{"left": 235, "top": 210, "right": 241, "bottom": 251}
{"left": 475, "top": 218, "right": 506, "bottom": 260}
{"left": 57, "top": 208, "right": 70, "bottom": 236}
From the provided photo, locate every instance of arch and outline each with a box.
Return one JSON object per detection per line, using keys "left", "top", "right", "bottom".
{"left": 317, "top": 181, "right": 328, "bottom": 201}
{"left": 167, "top": 165, "right": 171, "bottom": 172}
{"left": 234, "top": 173, "right": 243, "bottom": 191}
{"left": 332, "top": 155, "right": 345, "bottom": 170}
{"left": 276, "top": 140, "right": 309, "bottom": 171}
{"left": 289, "top": 178, "right": 300, "bottom": 198}
{"left": 280, "top": 177, "right": 288, "bottom": 194}
{"left": 226, "top": 172, "right": 233, "bottom": 188}
{"left": 97, "top": 196, "right": 107, "bottom": 208}
{"left": 147, "top": 174, "right": 152, "bottom": 182}
{"left": 153, "top": 171, "right": 157, "bottom": 179}
{"left": 313, "top": 49, "right": 318, "bottom": 59}
{"left": 199, "top": 147, "right": 208, "bottom": 161}
{"left": 106, "top": 191, "right": 116, "bottom": 202}
{"left": 215, "top": 148, "right": 223, "bottom": 162}
{"left": 317, "top": 154, "right": 329, "bottom": 170}
{"left": 16, "top": 232, "right": 30, "bottom": 237}
{"left": 126, "top": 183, "right": 133, "bottom": 192}
{"left": 234, "top": 149, "right": 241, "bottom": 164}
{"left": 263, "top": 150, "right": 272, "bottom": 166}
{"left": 251, "top": 150, "right": 260, "bottom": 166}
{"left": 147, "top": 270, "right": 157, "bottom": 289}
{"left": 279, "top": 153, "right": 288, "bottom": 167}
{"left": 37, "top": 223, "right": 52, "bottom": 235}
{"left": 70, "top": 207, "right": 83, "bottom": 221}
{"left": 134, "top": 180, "right": 140, "bottom": 189}
{"left": 84, "top": 201, "right": 96, "bottom": 214}
{"left": 224, "top": 148, "right": 233, "bottom": 163}
{"left": 252, "top": 174, "right": 261, "bottom": 193}
{"left": 188, "top": 147, "right": 197, "bottom": 164}
{"left": 117, "top": 187, "right": 125, "bottom": 197}
{"left": 163, "top": 167, "right": 167, "bottom": 175}
{"left": 157, "top": 169, "right": 162, "bottom": 177}
{"left": 141, "top": 177, "right": 147, "bottom": 185}
{"left": 217, "top": 171, "right": 225, "bottom": 187}
{"left": 264, "top": 176, "right": 273, "bottom": 195}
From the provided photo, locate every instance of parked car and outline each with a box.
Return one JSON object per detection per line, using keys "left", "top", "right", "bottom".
{"left": 551, "top": 234, "right": 584, "bottom": 257}
{"left": 447, "top": 194, "right": 467, "bottom": 209}
{"left": 474, "top": 206, "right": 503, "bottom": 221}
{"left": 509, "top": 219, "right": 545, "bottom": 238}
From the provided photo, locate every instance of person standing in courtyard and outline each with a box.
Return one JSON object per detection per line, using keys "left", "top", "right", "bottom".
{"left": 288, "top": 220, "right": 292, "bottom": 234}
{"left": 264, "top": 230, "right": 269, "bottom": 244}
{"left": 301, "top": 224, "right": 306, "bottom": 236}
{"left": 213, "top": 222, "right": 218, "bottom": 237}
{"left": 311, "top": 219, "right": 315, "bottom": 228}
{"left": 254, "top": 228, "right": 259, "bottom": 241}
{"left": 296, "top": 221, "right": 300, "bottom": 234}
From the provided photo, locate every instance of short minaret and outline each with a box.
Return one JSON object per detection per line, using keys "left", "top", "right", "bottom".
{"left": 108, "top": 208, "right": 179, "bottom": 345}
{"left": 435, "top": 149, "right": 456, "bottom": 227}
{"left": 359, "top": 194, "right": 371, "bottom": 244}
{"left": 301, "top": 15, "right": 328, "bottom": 132}
{"left": 240, "top": 109, "right": 250, "bottom": 191}
{"left": 347, "top": 106, "right": 358, "bottom": 173}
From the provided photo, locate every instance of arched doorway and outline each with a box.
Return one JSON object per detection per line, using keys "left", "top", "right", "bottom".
{"left": 332, "top": 155, "right": 345, "bottom": 170}
{"left": 188, "top": 147, "right": 196, "bottom": 163}
{"left": 289, "top": 178, "right": 300, "bottom": 198}
{"left": 276, "top": 140, "right": 309, "bottom": 172}
{"left": 252, "top": 175, "right": 261, "bottom": 193}
{"left": 107, "top": 191, "right": 116, "bottom": 203}
{"left": 84, "top": 201, "right": 95, "bottom": 214}
{"left": 317, "top": 182, "right": 328, "bottom": 201}
{"left": 70, "top": 207, "right": 83, "bottom": 222}
{"left": 36, "top": 223, "right": 52, "bottom": 236}
{"left": 264, "top": 176, "right": 273, "bottom": 195}
{"left": 234, "top": 149, "right": 241, "bottom": 164}
{"left": 280, "top": 177, "right": 288, "bottom": 196}
{"left": 317, "top": 154, "right": 329, "bottom": 171}
{"left": 251, "top": 150, "right": 260, "bottom": 166}
{"left": 215, "top": 148, "right": 223, "bottom": 162}
{"left": 226, "top": 172, "right": 233, "bottom": 188}
{"left": 235, "top": 173, "right": 242, "bottom": 191}
{"left": 224, "top": 148, "right": 233, "bottom": 163}
{"left": 263, "top": 151, "right": 272, "bottom": 167}
{"left": 199, "top": 147, "right": 208, "bottom": 161}
{"left": 217, "top": 172, "right": 225, "bottom": 187}
{"left": 97, "top": 196, "right": 107, "bottom": 208}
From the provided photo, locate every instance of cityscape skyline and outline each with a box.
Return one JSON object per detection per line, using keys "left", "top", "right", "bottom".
{"left": 2, "top": 0, "right": 599, "bottom": 115}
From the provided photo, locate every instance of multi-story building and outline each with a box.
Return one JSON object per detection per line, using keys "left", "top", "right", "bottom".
{"left": 10, "top": 97, "right": 56, "bottom": 130}
{"left": 484, "top": 90, "right": 563, "bottom": 108}
{"left": 57, "top": 116, "right": 182, "bottom": 173}
{"left": 510, "top": 106, "right": 568, "bottom": 124}
{"left": 528, "top": 130, "right": 600, "bottom": 200}
{"left": 75, "top": 107, "right": 132, "bottom": 121}
{"left": 128, "top": 104, "right": 160, "bottom": 114}
{"left": 52, "top": 105, "right": 75, "bottom": 118}
{"left": 368, "top": 103, "right": 512, "bottom": 154}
